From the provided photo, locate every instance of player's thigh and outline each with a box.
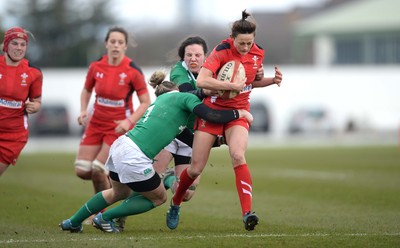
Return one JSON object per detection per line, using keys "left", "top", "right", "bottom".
{"left": 153, "top": 149, "right": 173, "bottom": 174}
{"left": 76, "top": 145, "right": 102, "bottom": 161}
{"left": 109, "top": 179, "right": 132, "bottom": 200}
{"left": 139, "top": 181, "right": 167, "bottom": 206}
{"left": 95, "top": 142, "right": 111, "bottom": 163}
{"left": 190, "top": 131, "right": 215, "bottom": 175}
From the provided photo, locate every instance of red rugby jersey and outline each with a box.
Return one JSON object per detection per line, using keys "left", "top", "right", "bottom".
{"left": 202, "top": 38, "right": 264, "bottom": 110}
{"left": 0, "top": 56, "right": 43, "bottom": 132}
{"left": 84, "top": 55, "right": 148, "bottom": 123}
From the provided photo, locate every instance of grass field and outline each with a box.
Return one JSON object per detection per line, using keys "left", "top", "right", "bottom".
{"left": 1, "top": 145, "right": 399, "bottom": 247}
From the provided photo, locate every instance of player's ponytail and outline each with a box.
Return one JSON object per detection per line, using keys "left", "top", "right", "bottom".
{"left": 149, "top": 70, "right": 177, "bottom": 96}
{"left": 231, "top": 10, "right": 257, "bottom": 38}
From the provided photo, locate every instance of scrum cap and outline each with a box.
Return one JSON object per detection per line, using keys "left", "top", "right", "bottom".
{"left": 2, "top": 27, "right": 28, "bottom": 52}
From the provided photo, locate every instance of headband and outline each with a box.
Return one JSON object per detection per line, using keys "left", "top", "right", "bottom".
{"left": 2, "top": 27, "right": 28, "bottom": 53}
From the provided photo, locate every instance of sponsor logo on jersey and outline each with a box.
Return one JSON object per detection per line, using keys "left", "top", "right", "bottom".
{"left": 242, "top": 84, "right": 253, "bottom": 93}
{"left": 97, "top": 97, "right": 124, "bottom": 107}
{"left": 0, "top": 98, "right": 23, "bottom": 109}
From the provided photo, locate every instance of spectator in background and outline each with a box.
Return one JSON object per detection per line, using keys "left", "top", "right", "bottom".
{"left": 0, "top": 27, "right": 43, "bottom": 176}
{"left": 73, "top": 26, "right": 151, "bottom": 222}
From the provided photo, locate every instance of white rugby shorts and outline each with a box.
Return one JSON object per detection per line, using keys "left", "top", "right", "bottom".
{"left": 164, "top": 138, "right": 192, "bottom": 157}
{"left": 106, "top": 135, "right": 155, "bottom": 184}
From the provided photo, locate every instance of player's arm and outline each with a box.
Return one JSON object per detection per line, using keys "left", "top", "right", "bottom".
{"left": 25, "top": 97, "right": 42, "bottom": 114}
{"left": 77, "top": 88, "right": 92, "bottom": 126}
{"left": 179, "top": 81, "right": 219, "bottom": 99}
{"left": 176, "top": 127, "right": 222, "bottom": 148}
{"left": 252, "top": 66, "right": 282, "bottom": 88}
{"left": 197, "top": 67, "right": 245, "bottom": 91}
{"left": 179, "top": 83, "right": 206, "bottom": 100}
{"left": 193, "top": 104, "right": 253, "bottom": 125}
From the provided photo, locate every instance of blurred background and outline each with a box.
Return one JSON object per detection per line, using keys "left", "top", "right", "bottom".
{"left": 0, "top": 0, "right": 398, "bottom": 151}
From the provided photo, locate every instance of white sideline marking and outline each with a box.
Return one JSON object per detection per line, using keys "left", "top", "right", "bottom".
{"left": 1, "top": 233, "right": 399, "bottom": 244}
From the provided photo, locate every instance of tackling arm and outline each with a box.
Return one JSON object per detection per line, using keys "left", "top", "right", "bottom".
{"left": 193, "top": 104, "right": 239, "bottom": 124}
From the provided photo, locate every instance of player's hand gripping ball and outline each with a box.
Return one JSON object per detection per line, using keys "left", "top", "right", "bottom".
{"left": 217, "top": 60, "right": 246, "bottom": 99}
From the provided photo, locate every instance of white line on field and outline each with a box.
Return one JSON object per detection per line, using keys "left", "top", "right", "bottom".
{"left": 1, "top": 233, "right": 399, "bottom": 244}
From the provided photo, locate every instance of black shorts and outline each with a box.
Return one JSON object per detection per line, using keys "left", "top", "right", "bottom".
{"left": 173, "top": 153, "right": 191, "bottom": 166}
{"left": 109, "top": 171, "right": 161, "bottom": 192}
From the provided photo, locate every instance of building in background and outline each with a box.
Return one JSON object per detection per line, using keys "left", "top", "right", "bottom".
{"left": 293, "top": 0, "right": 400, "bottom": 66}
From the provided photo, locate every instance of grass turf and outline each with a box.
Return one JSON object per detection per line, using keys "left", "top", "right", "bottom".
{"left": 0, "top": 145, "right": 399, "bottom": 247}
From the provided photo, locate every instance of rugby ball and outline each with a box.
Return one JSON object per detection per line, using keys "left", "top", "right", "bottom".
{"left": 217, "top": 60, "right": 246, "bottom": 99}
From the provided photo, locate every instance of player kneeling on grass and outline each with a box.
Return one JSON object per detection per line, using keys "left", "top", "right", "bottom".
{"left": 59, "top": 71, "right": 253, "bottom": 233}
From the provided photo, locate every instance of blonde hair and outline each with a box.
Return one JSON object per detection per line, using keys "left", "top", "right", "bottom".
{"left": 149, "top": 70, "right": 177, "bottom": 96}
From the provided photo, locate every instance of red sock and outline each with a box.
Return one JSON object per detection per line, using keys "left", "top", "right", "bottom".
{"left": 172, "top": 167, "right": 195, "bottom": 206}
{"left": 234, "top": 164, "right": 253, "bottom": 216}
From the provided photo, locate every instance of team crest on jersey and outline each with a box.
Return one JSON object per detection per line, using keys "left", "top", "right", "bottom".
{"left": 0, "top": 74, "right": 2, "bottom": 79}
{"left": 21, "top": 73, "right": 28, "bottom": 86}
{"left": 119, "top": 72, "right": 127, "bottom": 85}
{"left": 252, "top": 56, "right": 259, "bottom": 69}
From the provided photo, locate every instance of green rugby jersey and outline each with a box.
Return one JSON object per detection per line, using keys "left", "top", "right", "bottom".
{"left": 126, "top": 91, "right": 200, "bottom": 159}
{"left": 170, "top": 61, "right": 198, "bottom": 132}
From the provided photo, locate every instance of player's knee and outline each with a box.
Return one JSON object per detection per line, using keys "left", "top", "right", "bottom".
{"left": 153, "top": 190, "right": 168, "bottom": 206}
{"left": 92, "top": 159, "right": 109, "bottom": 175}
{"left": 187, "top": 167, "right": 202, "bottom": 178}
{"left": 74, "top": 160, "right": 92, "bottom": 179}
{"left": 230, "top": 151, "right": 246, "bottom": 165}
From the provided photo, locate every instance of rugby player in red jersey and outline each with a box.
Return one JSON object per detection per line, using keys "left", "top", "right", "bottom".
{"left": 167, "top": 10, "right": 283, "bottom": 231}
{"left": 0, "top": 27, "right": 43, "bottom": 177}
{"left": 74, "top": 27, "right": 151, "bottom": 222}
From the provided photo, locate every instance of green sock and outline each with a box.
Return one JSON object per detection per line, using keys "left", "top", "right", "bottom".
{"left": 164, "top": 174, "right": 177, "bottom": 190}
{"left": 129, "top": 191, "right": 140, "bottom": 197}
{"left": 69, "top": 192, "right": 108, "bottom": 226}
{"left": 102, "top": 194, "right": 155, "bottom": 221}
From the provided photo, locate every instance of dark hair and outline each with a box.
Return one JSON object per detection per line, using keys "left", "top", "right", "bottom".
{"left": 231, "top": 10, "right": 257, "bottom": 38}
{"left": 178, "top": 36, "right": 208, "bottom": 61}
{"left": 148, "top": 71, "right": 177, "bottom": 96}
{"left": 105, "top": 26, "right": 128, "bottom": 44}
